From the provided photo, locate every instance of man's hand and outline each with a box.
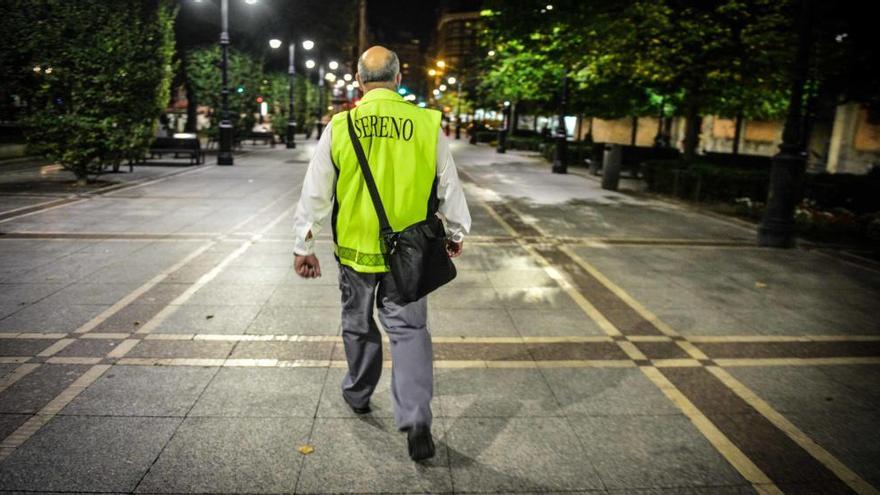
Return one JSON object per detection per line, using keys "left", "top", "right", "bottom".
{"left": 294, "top": 254, "right": 322, "bottom": 278}
{"left": 445, "top": 240, "right": 463, "bottom": 258}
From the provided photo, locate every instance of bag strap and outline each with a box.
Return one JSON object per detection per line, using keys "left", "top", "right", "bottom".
{"left": 346, "top": 111, "right": 394, "bottom": 238}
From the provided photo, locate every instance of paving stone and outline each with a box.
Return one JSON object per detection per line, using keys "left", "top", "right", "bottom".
{"left": 540, "top": 367, "right": 680, "bottom": 417}
{"left": 187, "top": 283, "right": 277, "bottom": 306}
{"left": 0, "top": 338, "right": 55, "bottom": 356}
{"left": 0, "top": 303, "right": 111, "bottom": 333}
{"left": 429, "top": 308, "right": 519, "bottom": 337}
{"left": 436, "top": 368, "right": 561, "bottom": 417}
{"left": 726, "top": 366, "right": 873, "bottom": 413}
{"left": 0, "top": 413, "right": 30, "bottom": 439}
{"left": 509, "top": 308, "right": 606, "bottom": 336}
{"left": 125, "top": 339, "right": 235, "bottom": 359}
{"left": 61, "top": 365, "right": 215, "bottom": 416}
{"left": 782, "top": 408, "right": 880, "bottom": 483}
{"left": 190, "top": 367, "right": 326, "bottom": 417}
{"left": 0, "top": 363, "right": 20, "bottom": 379}
{"left": 296, "top": 417, "right": 451, "bottom": 494}
{"left": 0, "top": 364, "right": 92, "bottom": 413}
{"left": 317, "top": 367, "right": 396, "bottom": 418}
{"left": 569, "top": 414, "right": 749, "bottom": 490}
{"left": 446, "top": 416, "right": 604, "bottom": 492}
{"left": 229, "top": 341, "right": 335, "bottom": 361}
{"left": 246, "top": 304, "right": 340, "bottom": 335}
{"left": 428, "top": 286, "right": 506, "bottom": 310}
{"left": 0, "top": 415, "right": 179, "bottom": 492}
{"left": 265, "top": 284, "right": 341, "bottom": 307}
{"left": 55, "top": 338, "right": 124, "bottom": 357}
{"left": 152, "top": 303, "right": 262, "bottom": 334}
{"left": 135, "top": 416, "right": 310, "bottom": 494}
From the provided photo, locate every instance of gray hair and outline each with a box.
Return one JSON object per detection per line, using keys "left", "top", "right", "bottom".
{"left": 358, "top": 50, "right": 400, "bottom": 83}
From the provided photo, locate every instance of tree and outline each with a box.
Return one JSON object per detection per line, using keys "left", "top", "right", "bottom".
{"left": 2, "top": 0, "right": 177, "bottom": 184}
{"left": 185, "top": 46, "right": 264, "bottom": 139}
{"left": 478, "top": 0, "right": 796, "bottom": 157}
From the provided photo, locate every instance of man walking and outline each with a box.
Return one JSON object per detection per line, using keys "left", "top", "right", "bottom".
{"left": 292, "top": 46, "right": 471, "bottom": 461}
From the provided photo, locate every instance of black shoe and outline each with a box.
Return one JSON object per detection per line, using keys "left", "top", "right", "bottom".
{"left": 407, "top": 424, "right": 435, "bottom": 461}
{"left": 343, "top": 395, "right": 371, "bottom": 415}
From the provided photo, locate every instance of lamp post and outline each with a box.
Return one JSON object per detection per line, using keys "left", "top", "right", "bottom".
{"left": 551, "top": 75, "right": 569, "bottom": 174}
{"left": 315, "top": 65, "right": 325, "bottom": 139}
{"left": 286, "top": 42, "right": 297, "bottom": 148}
{"left": 497, "top": 101, "right": 510, "bottom": 154}
{"left": 758, "top": 0, "right": 813, "bottom": 247}
{"left": 269, "top": 39, "right": 314, "bottom": 149}
{"left": 452, "top": 77, "right": 463, "bottom": 140}
{"left": 217, "top": 0, "right": 234, "bottom": 165}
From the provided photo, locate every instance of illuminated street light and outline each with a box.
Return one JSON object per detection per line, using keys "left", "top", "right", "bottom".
{"left": 488, "top": 50, "right": 496, "bottom": 57}
{"left": 305, "top": 59, "right": 315, "bottom": 69}
{"left": 428, "top": 69, "right": 437, "bottom": 76}
{"left": 302, "top": 40, "right": 314, "bottom": 50}
{"left": 325, "top": 72, "right": 336, "bottom": 82}
{"left": 45, "top": 67, "right": 53, "bottom": 74}
{"left": 436, "top": 60, "right": 446, "bottom": 68}
{"left": 343, "top": 73, "right": 352, "bottom": 81}
{"left": 433, "top": 89, "right": 440, "bottom": 96}
{"left": 244, "top": 0, "right": 257, "bottom": 4}
{"left": 268, "top": 38, "right": 282, "bottom": 49}
{"left": 439, "top": 84, "right": 447, "bottom": 91}
{"left": 546, "top": 4, "right": 554, "bottom": 10}
{"left": 328, "top": 60, "right": 339, "bottom": 70}
{"left": 352, "top": 81, "right": 359, "bottom": 88}
{"left": 447, "top": 76, "right": 456, "bottom": 85}
{"left": 32, "top": 65, "right": 41, "bottom": 73}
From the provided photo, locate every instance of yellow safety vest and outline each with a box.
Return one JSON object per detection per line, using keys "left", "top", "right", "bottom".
{"left": 330, "top": 88, "right": 442, "bottom": 273}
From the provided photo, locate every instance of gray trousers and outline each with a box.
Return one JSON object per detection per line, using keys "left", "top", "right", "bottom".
{"left": 338, "top": 263, "right": 433, "bottom": 430}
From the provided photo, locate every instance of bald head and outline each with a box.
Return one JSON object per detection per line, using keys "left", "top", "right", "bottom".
{"left": 356, "top": 45, "right": 401, "bottom": 91}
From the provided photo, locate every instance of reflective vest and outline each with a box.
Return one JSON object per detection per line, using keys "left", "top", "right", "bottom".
{"left": 330, "top": 88, "right": 442, "bottom": 273}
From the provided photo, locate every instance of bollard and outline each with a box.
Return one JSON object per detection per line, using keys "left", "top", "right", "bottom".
{"left": 601, "top": 144, "right": 622, "bottom": 191}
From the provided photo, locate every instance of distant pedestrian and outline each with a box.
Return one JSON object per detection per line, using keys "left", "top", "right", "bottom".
{"left": 292, "top": 46, "right": 471, "bottom": 461}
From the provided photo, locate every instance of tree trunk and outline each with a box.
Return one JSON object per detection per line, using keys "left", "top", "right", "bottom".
{"left": 185, "top": 76, "right": 197, "bottom": 133}
{"left": 630, "top": 115, "right": 638, "bottom": 146}
{"left": 683, "top": 101, "right": 701, "bottom": 160}
{"left": 732, "top": 112, "right": 743, "bottom": 155}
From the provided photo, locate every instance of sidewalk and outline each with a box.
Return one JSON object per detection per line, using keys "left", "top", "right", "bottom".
{"left": 0, "top": 141, "right": 877, "bottom": 493}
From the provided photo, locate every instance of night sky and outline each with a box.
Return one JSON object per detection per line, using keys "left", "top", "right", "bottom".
{"left": 174, "top": 0, "right": 479, "bottom": 74}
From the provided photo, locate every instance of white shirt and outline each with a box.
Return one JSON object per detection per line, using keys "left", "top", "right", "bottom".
{"left": 292, "top": 124, "right": 472, "bottom": 256}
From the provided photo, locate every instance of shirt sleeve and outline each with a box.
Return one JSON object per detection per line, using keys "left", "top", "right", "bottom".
{"left": 436, "top": 129, "right": 471, "bottom": 242}
{"left": 292, "top": 126, "right": 336, "bottom": 256}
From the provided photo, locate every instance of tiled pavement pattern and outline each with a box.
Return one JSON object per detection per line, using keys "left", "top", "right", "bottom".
{"left": 0, "top": 142, "right": 878, "bottom": 494}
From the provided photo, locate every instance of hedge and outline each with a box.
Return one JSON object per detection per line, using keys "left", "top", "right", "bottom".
{"left": 642, "top": 160, "right": 770, "bottom": 202}
{"left": 642, "top": 159, "right": 880, "bottom": 215}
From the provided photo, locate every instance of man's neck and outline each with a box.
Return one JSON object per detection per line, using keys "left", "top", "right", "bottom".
{"left": 362, "top": 83, "right": 397, "bottom": 93}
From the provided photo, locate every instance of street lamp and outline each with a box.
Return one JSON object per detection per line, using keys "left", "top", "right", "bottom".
{"left": 199, "top": 0, "right": 259, "bottom": 166}
{"left": 497, "top": 101, "right": 511, "bottom": 154}
{"left": 328, "top": 60, "right": 339, "bottom": 70}
{"left": 551, "top": 75, "right": 569, "bottom": 174}
{"left": 269, "top": 37, "right": 314, "bottom": 149}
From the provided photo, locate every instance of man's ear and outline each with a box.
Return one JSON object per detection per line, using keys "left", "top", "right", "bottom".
{"left": 355, "top": 73, "right": 363, "bottom": 91}
{"left": 395, "top": 73, "right": 402, "bottom": 86}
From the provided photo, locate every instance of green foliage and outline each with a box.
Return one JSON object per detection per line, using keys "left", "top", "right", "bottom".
{"left": 478, "top": 0, "right": 796, "bottom": 129}
{"left": 642, "top": 159, "right": 770, "bottom": 202}
{"left": 6, "top": 0, "right": 178, "bottom": 182}
{"left": 185, "top": 46, "right": 264, "bottom": 136}
{"left": 263, "top": 72, "right": 319, "bottom": 135}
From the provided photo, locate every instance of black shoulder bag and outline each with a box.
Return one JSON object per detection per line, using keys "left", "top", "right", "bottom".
{"left": 346, "top": 111, "right": 456, "bottom": 304}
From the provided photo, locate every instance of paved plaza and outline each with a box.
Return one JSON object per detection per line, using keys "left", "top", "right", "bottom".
{"left": 0, "top": 142, "right": 878, "bottom": 494}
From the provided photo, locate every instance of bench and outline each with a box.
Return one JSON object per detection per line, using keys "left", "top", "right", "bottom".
{"left": 247, "top": 131, "right": 275, "bottom": 147}
{"left": 588, "top": 143, "right": 680, "bottom": 177}
{"left": 148, "top": 135, "right": 204, "bottom": 165}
